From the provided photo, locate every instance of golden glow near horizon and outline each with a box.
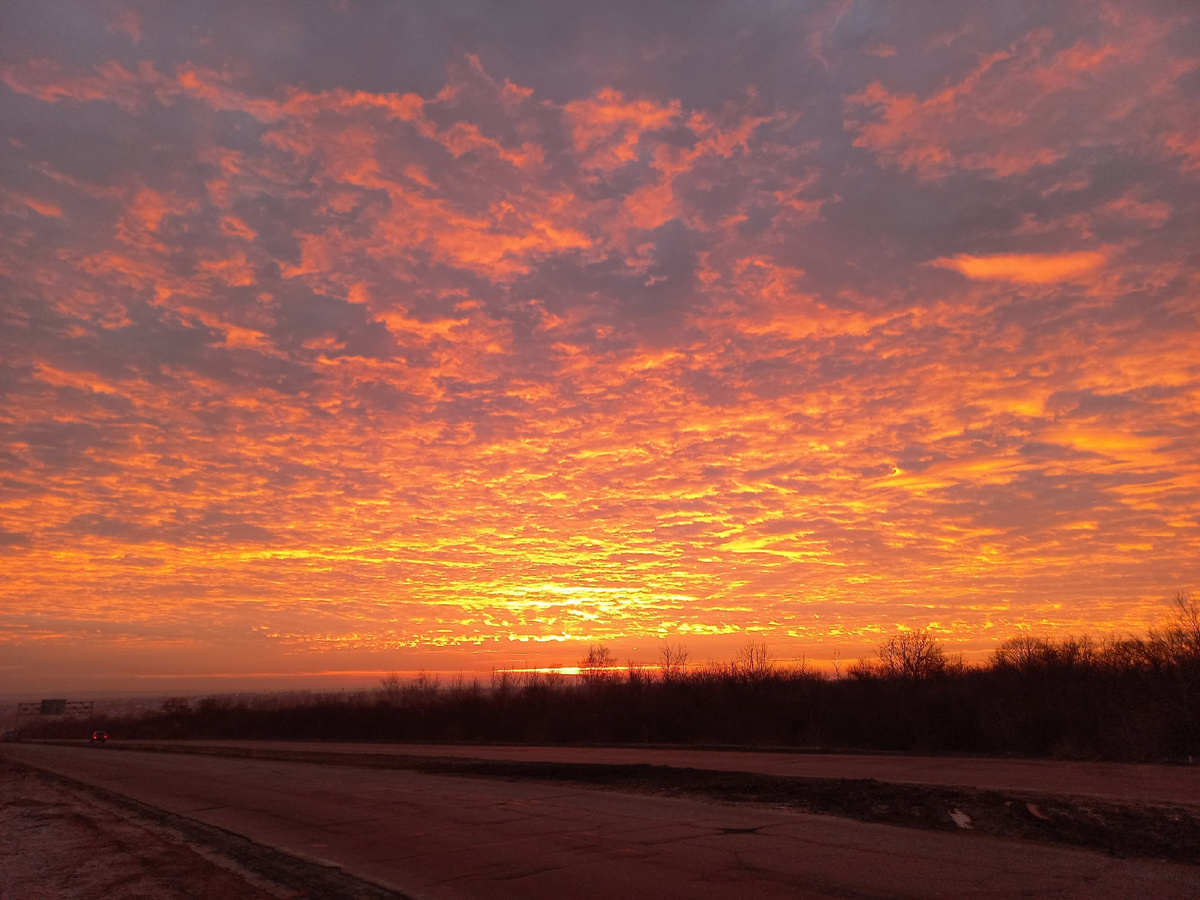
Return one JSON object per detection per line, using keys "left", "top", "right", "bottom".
{"left": 1, "top": 2, "right": 1198, "bottom": 691}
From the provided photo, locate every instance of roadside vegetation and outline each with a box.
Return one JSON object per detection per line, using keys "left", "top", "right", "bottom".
{"left": 26, "top": 593, "right": 1200, "bottom": 763}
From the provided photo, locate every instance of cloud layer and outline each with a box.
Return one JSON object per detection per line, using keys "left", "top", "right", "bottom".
{"left": 1, "top": 1, "right": 1198, "bottom": 687}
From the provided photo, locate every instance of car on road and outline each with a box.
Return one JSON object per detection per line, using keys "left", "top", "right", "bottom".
{"left": 1, "top": 730, "right": 19, "bottom": 742}
{"left": 90, "top": 730, "right": 108, "bottom": 744}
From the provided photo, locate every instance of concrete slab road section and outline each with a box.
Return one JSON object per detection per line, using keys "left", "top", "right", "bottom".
{"left": 5, "top": 742, "right": 1198, "bottom": 900}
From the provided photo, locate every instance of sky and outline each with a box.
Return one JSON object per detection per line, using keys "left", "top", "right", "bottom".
{"left": 1, "top": 1, "right": 1198, "bottom": 694}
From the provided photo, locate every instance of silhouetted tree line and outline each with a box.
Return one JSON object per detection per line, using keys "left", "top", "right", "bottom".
{"left": 30, "top": 593, "right": 1200, "bottom": 762}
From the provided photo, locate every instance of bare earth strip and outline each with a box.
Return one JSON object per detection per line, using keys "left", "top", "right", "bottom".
{"left": 4, "top": 743, "right": 1198, "bottom": 900}
{"left": 0, "top": 757, "right": 410, "bottom": 900}
{"left": 0, "top": 758, "right": 279, "bottom": 900}
{"left": 121, "top": 740, "right": 1200, "bottom": 806}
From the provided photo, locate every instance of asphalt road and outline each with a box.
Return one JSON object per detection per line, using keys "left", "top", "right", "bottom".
{"left": 122, "top": 739, "right": 1200, "bottom": 807}
{"left": 5, "top": 742, "right": 1197, "bottom": 900}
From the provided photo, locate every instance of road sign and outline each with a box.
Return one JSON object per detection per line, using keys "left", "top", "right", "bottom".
{"left": 15, "top": 700, "right": 94, "bottom": 717}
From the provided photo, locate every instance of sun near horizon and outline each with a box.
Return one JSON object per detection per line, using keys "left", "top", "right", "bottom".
{"left": 1, "top": 1, "right": 1198, "bottom": 696}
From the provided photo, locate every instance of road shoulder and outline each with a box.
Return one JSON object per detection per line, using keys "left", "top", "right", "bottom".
{"left": 0, "top": 757, "right": 411, "bottom": 900}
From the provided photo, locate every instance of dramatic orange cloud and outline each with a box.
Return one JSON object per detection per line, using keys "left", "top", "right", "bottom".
{"left": 0, "top": 1, "right": 1196, "bottom": 692}
{"left": 929, "top": 252, "right": 1106, "bottom": 283}
{"left": 843, "top": 14, "right": 1195, "bottom": 180}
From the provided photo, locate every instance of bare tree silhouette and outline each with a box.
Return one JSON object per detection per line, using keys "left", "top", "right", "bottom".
{"left": 857, "top": 629, "right": 948, "bottom": 679}
{"left": 732, "top": 639, "right": 774, "bottom": 681}
{"left": 377, "top": 672, "right": 403, "bottom": 706}
{"left": 658, "top": 642, "right": 690, "bottom": 682}
{"left": 580, "top": 643, "right": 616, "bottom": 683}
